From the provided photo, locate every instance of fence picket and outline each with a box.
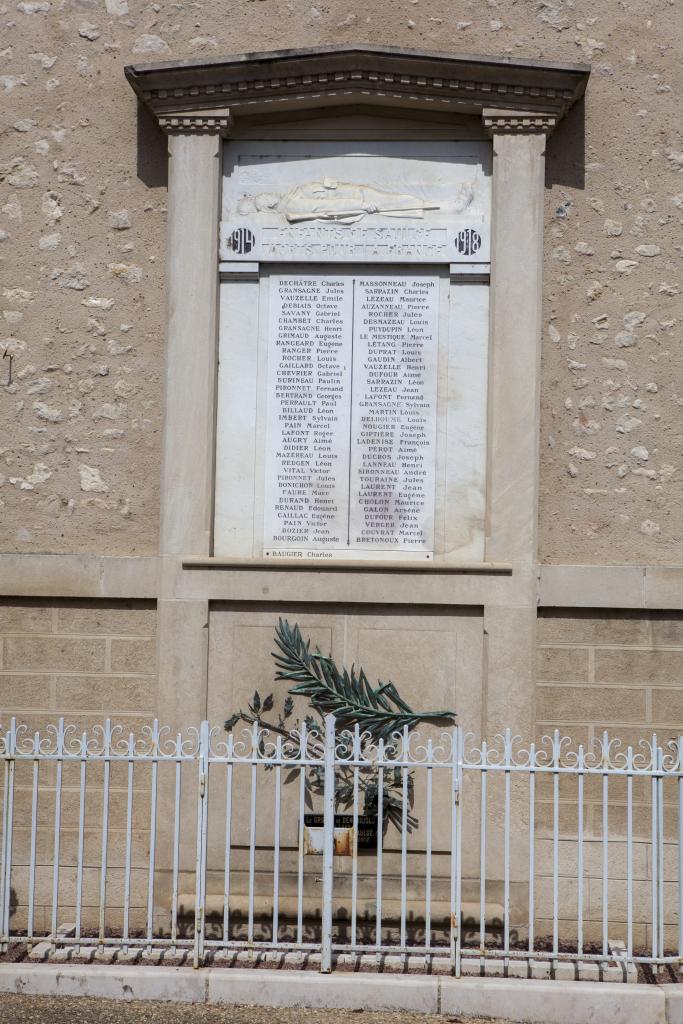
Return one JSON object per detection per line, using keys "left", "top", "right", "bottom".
{"left": 321, "top": 714, "right": 335, "bottom": 973}
{"left": 679, "top": 736, "right": 683, "bottom": 973}
{"left": 0, "top": 718, "right": 16, "bottom": 953}
{"left": 193, "top": 720, "right": 209, "bottom": 969}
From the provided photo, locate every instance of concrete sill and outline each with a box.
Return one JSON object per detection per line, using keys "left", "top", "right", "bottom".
{"left": 182, "top": 558, "right": 513, "bottom": 575}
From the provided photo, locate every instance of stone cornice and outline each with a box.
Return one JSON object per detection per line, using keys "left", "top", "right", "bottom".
{"left": 483, "top": 108, "right": 559, "bottom": 136}
{"left": 125, "top": 45, "right": 589, "bottom": 131}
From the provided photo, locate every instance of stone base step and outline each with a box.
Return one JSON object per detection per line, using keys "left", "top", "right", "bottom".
{"left": 178, "top": 892, "right": 506, "bottom": 929}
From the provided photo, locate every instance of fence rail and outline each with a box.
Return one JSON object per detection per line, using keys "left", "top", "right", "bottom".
{"left": 1, "top": 716, "right": 682, "bottom": 978}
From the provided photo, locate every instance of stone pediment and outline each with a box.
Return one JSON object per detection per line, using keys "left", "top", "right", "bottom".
{"left": 125, "top": 44, "right": 589, "bottom": 135}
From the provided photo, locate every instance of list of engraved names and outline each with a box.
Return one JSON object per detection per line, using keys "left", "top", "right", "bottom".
{"left": 264, "top": 274, "right": 439, "bottom": 558}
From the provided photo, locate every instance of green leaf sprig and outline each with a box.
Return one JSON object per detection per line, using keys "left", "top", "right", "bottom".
{"left": 272, "top": 618, "right": 455, "bottom": 742}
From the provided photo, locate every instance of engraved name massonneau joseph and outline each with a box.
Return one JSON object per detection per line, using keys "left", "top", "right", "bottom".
{"left": 236, "top": 177, "right": 475, "bottom": 225}
{"left": 224, "top": 618, "right": 455, "bottom": 743}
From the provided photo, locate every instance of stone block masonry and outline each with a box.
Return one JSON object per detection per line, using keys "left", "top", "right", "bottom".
{"left": 0, "top": 598, "right": 157, "bottom": 935}
{"left": 0, "top": 599, "right": 157, "bottom": 729}
{"left": 537, "top": 609, "right": 683, "bottom": 742}
{"left": 534, "top": 608, "right": 683, "bottom": 947}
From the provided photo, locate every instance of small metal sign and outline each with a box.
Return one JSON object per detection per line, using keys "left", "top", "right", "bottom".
{"left": 303, "top": 813, "right": 378, "bottom": 855}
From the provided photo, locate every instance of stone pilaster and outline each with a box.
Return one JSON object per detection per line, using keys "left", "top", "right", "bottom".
{"left": 482, "top": 108, "right": 553, "bottom": 741}
{"left": 157, "top": 125, "right": 222, "bottom": 731}
{"left": 154, "top": 124, "right": 225, "bottom": 909}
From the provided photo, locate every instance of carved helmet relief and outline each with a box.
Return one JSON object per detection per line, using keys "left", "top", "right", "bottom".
{"left": 236, "top": 176, "right": 475, "bottom": 225}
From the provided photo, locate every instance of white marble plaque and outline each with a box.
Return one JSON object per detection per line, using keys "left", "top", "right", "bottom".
{"left": 349, "top": 277, "right": 439, "bottom": 552}
{"left": 263, "top": 276, "right": 353, "bottom": 551}
{"left": 221, "top": 141, "right": 490, "bottom": 264}
{"left": 263, "top": 273, "right": 439, "bottom": 559}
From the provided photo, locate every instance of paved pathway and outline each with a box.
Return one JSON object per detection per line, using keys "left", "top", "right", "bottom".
{"left": 0, "top": 995, "right": 510, "bottom": 1024}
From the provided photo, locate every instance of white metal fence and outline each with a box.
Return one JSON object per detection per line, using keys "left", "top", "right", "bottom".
{"left": 1, "top": 715, "right": 682, "bottom": 977}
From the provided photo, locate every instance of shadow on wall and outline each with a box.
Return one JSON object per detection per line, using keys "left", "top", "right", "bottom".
{"left": 131, "top": 93, "right": 585, "bottom": 194}
{"left": 191, "top": 908, "right": 506, "bottom": 948}
{"left": 545, "top": 96, "right": 585, "bottom": 191}
{"left": 136, "top": 99, "right": 168, "bottom": 189}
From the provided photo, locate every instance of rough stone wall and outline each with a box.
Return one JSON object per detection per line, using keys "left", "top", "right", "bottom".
{"left": 540, "top": 5, "right": 683, "bottom": 565}
{"left": 1, "top": 0, "right": 681, "bottom": 562}
{"left": 0, "top": 598, "right": 157, "bottom": 727}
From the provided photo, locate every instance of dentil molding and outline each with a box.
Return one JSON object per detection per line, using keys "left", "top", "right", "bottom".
{"left": 483, "top": 108, "right": 559, "bottom": 136}
{"left": 158, "top": 114, "right": 233, "bottom": 136}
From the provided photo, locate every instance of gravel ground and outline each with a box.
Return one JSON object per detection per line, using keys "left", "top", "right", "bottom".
{"left": 0, "top": 995, "right": 510, "bottom": 1024}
